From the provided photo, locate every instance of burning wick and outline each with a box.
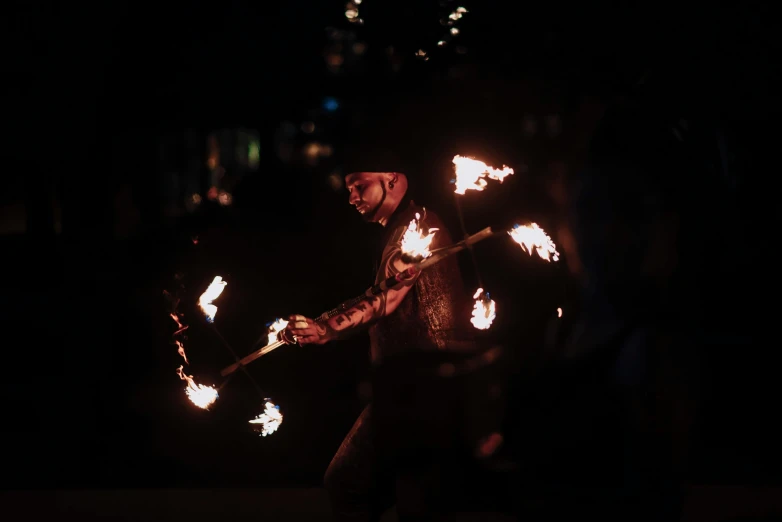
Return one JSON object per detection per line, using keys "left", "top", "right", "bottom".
{"left": 176, "top": 365, "right": 218, "bottom": 409}
{"left": 267, "top": 318, "right": 289, "bottom": 344}
{"left": 400, "top": 211, "right": 438, "bottom": 262}
{"left": 452, "top": 155, "right": 514, "bottom": 195}
{"left": 199, "top": 276, "right": 227, "bottom": 322}
{"left": 508, "top": 223, "right": 560, "bottom": 262}
{"left": 249, "top": 400, "right": 283, "bottom": 437}
{"left": 470, "top": 287, "right": 496, "bottom": 330}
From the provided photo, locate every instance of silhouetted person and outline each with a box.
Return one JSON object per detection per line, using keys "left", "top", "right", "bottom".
{"left": 512, "top": 99, "right": 701, "bottom": 521}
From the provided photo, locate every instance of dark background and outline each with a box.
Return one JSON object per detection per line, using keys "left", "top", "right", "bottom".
{"left": 4, "top": 1, "right": 779, "bottom": 490}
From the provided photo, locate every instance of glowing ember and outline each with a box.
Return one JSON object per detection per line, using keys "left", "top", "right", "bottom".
{"left": 267, "top": 318, "right": 289, "bottom": 344}
{"left": 401, "top": 211, "right": 438, "bottom": 260}
{"left": 470, "top": 287, "right": 496, "bottom": 330}
{"left": 176, "top": 365, "right": 218, "bottom": 409}
{"left": 508, "top": 223, "right": 560, "bottom": 262}
{"left": 452, "top": 155, "right": 514, "bottom": 195}
{"left": 249, "top": 400, "right": 283, "bottom": 437}
{"left": 199, "top": 276, "right": 227, "bottom": 322}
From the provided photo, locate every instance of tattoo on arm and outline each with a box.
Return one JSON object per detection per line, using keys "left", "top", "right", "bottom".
{"left": 320, "top": 294, "right": 387, "bottom": 340}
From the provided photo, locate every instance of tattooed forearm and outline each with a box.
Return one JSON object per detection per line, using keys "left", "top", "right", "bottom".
{"left": 320, "top": 294, "right": 387, "bottom": 340}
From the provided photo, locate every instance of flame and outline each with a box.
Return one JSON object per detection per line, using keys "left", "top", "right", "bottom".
{"left": 452, "top": 155, "right": 514, "bottom": 195}
{"left": 199, "top": 276, "right": 227, "bottom": 322}
{"left": 170, "top": 312, "right": 189, "bottom": 336}
{"left": 508, "top": 223, "right": 560, "bottom": 262}
{"left": 174, "top": 339, "right": 189, "bottom": 364}
{"left": 249, "top": 400, "right": 283, "bottom": 437}
{"left": 170, "top": 313, "right": 183, "bottom": 329}
{"left": 267, "top": 318, "right": 289, "bottom": 344}
{"left": 557, "top": 307, "right": 563, "bottom": 318}
{"left": 470, "top": 287, "right": 496, "bottom": 330}
{"left": 176, "top": 365, "right": 218, "bottom": 409}
{"left": 401, "top": 212, "right": 438, "bottom": 260}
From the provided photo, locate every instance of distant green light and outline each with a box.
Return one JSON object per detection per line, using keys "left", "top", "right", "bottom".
{"left": 248, "top": 140, "right": 260, "bottom": 169}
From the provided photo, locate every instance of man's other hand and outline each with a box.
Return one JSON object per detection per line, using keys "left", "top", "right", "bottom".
{"left": 283, "top": 314, "right": 331, "bottom": 345}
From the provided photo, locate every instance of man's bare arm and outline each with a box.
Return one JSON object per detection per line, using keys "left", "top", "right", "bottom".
{"left": 317, "top": 226, "right": 419, "bottom": 340}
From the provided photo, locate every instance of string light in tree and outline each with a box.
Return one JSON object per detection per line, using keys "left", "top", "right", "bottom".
{"left": 417, "top": 2, "right": 469, "bottom": 61}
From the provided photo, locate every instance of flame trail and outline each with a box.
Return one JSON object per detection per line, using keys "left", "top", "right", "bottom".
{"left": 249, "top": 400, "right": 283, "bottom": 437}
{"left": 470, "top": 287, "right": 496, "bottom": 330}
{"left": 174, "top": 339, "right": 189, "bottom": 365}
{"left": 452, "top": 156, "right": 514, "bottom": 195}
{"left": 508, "top": 223, "right": 560, "bottom": 262}
{"left": 176, "top": 365, "right": 218, "bottom": 409}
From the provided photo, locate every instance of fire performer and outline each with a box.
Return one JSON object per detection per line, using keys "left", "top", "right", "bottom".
{"left": 282, "top": 162, "right": 475, "bottom": 520}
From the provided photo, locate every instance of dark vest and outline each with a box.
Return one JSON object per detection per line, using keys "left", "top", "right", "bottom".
{"left": 368, "top": 200, "right": 474, "bottom": 364}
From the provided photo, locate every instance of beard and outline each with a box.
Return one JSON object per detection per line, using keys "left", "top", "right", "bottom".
{"left": 361, "top": 183, "right": 387, "bottom": 222}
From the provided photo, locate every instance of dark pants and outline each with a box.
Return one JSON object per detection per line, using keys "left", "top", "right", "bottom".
{"left": 324, "top": 405, "right": 436, "bottom": 521}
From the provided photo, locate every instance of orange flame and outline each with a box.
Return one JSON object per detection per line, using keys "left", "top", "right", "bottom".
{"left": 249, "top": 400, "right": 283, "bottom": 437}
{"left": 170, "top": 313, "right": 183, "bottom": 329}
{"left": 452, "top": 155, "right": 514, "bottom": 195}
{"left": 401, "top": 211, "right": 438, "bottom": 260}
{"left": 176, "top": 365, "right": 218, "bottom": 409}
{"left": 470, "top": 288, "right": 496, "bottom": 330}
{"left": 508, "top": 223, "right": 560, "bottom": 262}
{"left": 174, "top": 339, "right": 189, "bottom": 365}
{"left": 199, "top": 276, "right": 227, "bottom": 322}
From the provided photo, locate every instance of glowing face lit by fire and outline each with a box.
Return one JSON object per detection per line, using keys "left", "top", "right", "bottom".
{"left": 345, "top": 172, "right": 394, "bottom": 223}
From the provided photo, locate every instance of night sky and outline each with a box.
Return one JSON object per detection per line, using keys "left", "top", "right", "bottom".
{"left": 4, "top": 1, "right": 780, "bottom": 490}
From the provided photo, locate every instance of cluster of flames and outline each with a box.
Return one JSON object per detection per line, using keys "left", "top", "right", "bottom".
{"left": 162, "top": 275, "right": 284, "bottom": 437}
{"left": 164, "top": 277, "right": 225, "bottom": 411}
{"left": 166, "top": 154, "right": 557, "bottom": 442}
{"left": 395, "top": 156, "right": 560, "bottom": 331}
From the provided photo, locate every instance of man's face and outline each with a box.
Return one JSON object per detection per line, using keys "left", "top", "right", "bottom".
{"left": 345, "top": 172, "right": 388, "bottom": 222}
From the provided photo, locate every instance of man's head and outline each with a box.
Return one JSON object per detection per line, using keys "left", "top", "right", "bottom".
{"left": 344, "top": 172, "right": 409, "bottom": 226}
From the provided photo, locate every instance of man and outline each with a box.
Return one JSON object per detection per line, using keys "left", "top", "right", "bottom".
{"left": 282, "top": 168, "right": 474, "bottom": 520}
